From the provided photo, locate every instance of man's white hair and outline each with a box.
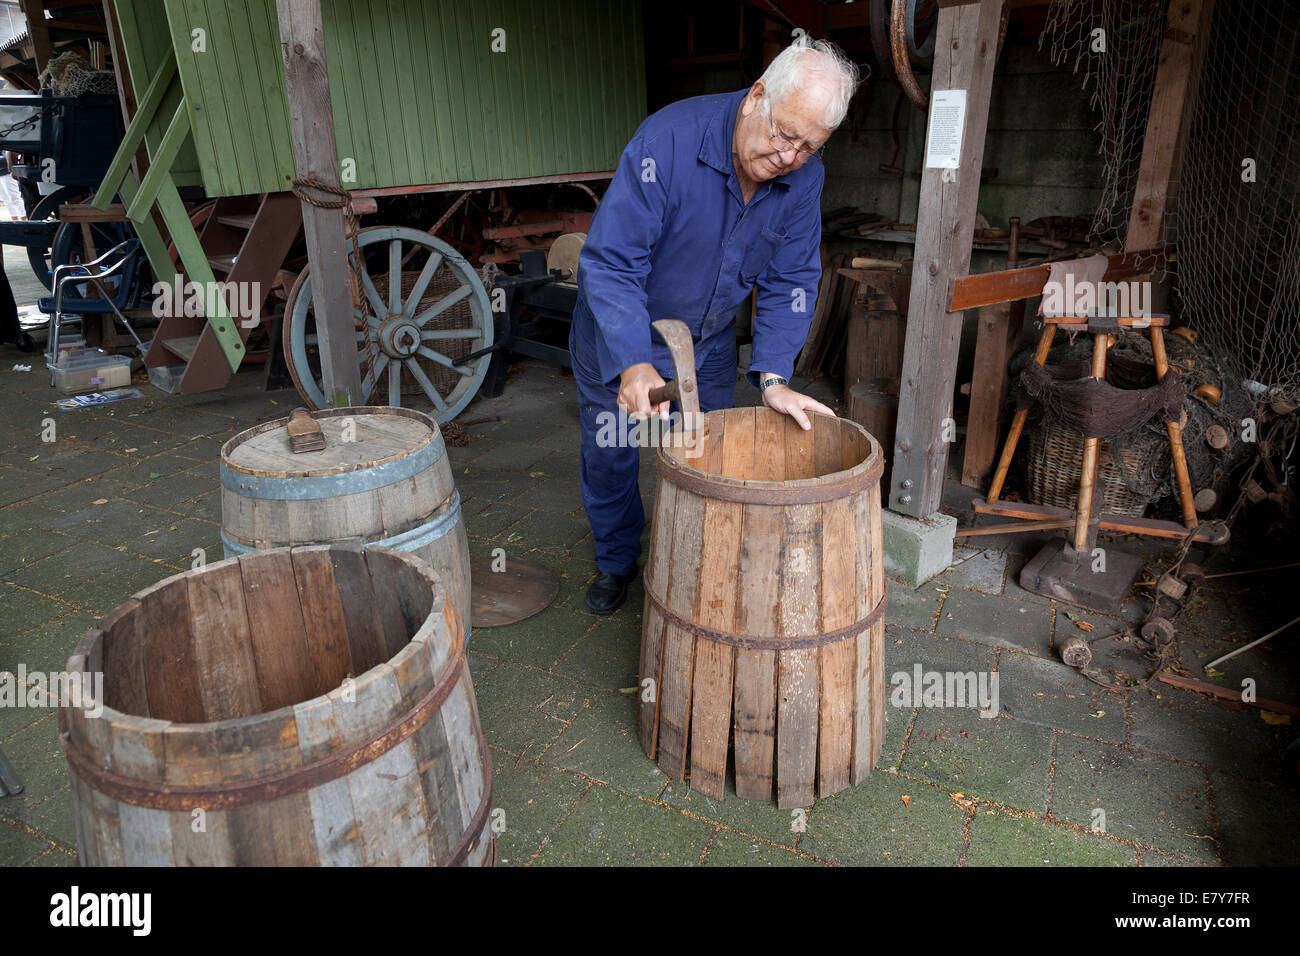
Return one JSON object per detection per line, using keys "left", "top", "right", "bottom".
{"left": 759, "top": 36, "right": 861, "bottom": 130}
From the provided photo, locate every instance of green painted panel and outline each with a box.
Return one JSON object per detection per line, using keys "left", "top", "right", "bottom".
{"left": 112, "top": 0, "right": 202, "bottom": 182}
{"left": 151, "top": 0, "right": 644, "bottom": 197}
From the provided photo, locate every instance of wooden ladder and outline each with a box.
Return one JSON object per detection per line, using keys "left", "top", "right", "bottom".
{"left": 145, "top": 192, "right": 301, "bottom": 393}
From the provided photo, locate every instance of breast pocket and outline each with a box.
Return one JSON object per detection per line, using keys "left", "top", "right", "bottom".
{"left": 739, "top": 226, "right": 788, "bottom": 286}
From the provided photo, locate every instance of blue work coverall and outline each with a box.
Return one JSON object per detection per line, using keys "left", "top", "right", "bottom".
{"left": 569, "top": 88, "right": 824, "bottom": 578}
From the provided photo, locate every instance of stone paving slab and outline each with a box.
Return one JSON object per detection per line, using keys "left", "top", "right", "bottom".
{"left": 1049, "top": 737, "right": 1218, "bottom": 862}
{"left": 995, "top": 648, "right": 1127, "bottom": 742}
{"left": 935, "top": 586, "right": 1056, "bottom": 657}
{"left": 799, "top": 771, "right": 967, "bottom": 865}
{"left": 701, "top": 829, "right": 822, "bottom": 866}
{"left": 532, "top": 783, "right": 715, "bottom": 866}
{"left": 487, "top": 755, "right": 590, "bottom": 867}
{"left": 901, "top": 707, "right": 1054, "bottom": 812}
{"left": 539, "top": 690, "right": 667, "bottom": 798}
{"left": 965, "top": 808, "right": 1136, "bottom": 866}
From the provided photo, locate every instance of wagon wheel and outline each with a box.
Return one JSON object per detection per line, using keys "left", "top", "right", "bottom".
{"left": 29, "top": 186, "right": 129, "bottom": 290}
{"left": 282, "top": 225, "right": 494, "bottom": 422}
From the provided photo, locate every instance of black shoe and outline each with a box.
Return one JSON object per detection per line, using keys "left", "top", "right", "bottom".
{"left": 585, "top": 569, "right": 637, "bottom": 615}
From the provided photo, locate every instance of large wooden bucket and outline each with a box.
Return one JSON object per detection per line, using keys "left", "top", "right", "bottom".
{"left": 59, "top": 545, "right": 493, "bottom": 866}
{"left": 219, "top": 406, "right": 470, "bottom": 638}
{"left": 639, "top": 407, "right": 888, "bottom": 809}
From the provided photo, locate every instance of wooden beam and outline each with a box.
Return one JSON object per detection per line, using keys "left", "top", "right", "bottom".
{"left": 102, "top": 0, "right": 151, "bottom": 182}
{"left": 1125, "top": 0, "right": 1216, "bottom": 251}
{"left": 276, "top": 0, "right": 363, "bottom": 407}
{"left": 947, "top": 248, "right": 1170, "bottom": 311}
{"left": 19, "top": 0, "right": 52, "bottom": 73}
{"left": 889, "top": 0, "right": 1003, "bottom": 518}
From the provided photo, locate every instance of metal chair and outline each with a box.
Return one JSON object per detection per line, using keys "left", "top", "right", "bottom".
{"left": 41, "top": 237, "right": 149, "bottom": 373}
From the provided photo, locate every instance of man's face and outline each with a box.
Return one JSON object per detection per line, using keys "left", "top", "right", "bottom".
{"left": 734, "top": 79, "right": 835, "bottom": 184}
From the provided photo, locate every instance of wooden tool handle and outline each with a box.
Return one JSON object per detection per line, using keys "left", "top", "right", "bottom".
{"left": 648, "top": 380, "right": 679, "bottom": 407}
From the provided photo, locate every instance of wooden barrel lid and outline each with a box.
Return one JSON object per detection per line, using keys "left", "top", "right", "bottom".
{"left": 221, "top": 406, "right": 440, "bottom": 479}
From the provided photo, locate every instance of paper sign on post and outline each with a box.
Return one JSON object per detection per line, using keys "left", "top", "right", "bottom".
{"left": 925, "top": 89, "right": 966, "bottom": 169}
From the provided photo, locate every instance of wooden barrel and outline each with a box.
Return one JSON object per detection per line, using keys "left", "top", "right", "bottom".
{"left": 59, "top": 545, "right": 494, "bottom": 866}
{"left": 219, "top": 406, "right": 470, "bottom": 638}
{"left": 638, "top": 407, "right": 888, "bottom": 809}
{"left": 848, "top": 378, "right": 899, "bottom": 492}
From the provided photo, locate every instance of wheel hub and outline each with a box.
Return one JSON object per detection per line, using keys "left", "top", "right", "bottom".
{"left": 378, "top": 317, "right": 422, "bottom": 358}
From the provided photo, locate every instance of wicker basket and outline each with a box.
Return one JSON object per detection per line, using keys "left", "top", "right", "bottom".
{"left": 1024, "top": 417, "right": 1167, "bottom": 517}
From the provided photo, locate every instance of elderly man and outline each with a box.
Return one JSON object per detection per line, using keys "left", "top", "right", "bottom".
{"left": 570, "top": 37, "right": 860, "bottom": 614}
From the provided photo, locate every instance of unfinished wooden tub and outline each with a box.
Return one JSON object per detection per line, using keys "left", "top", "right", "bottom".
{"left": 639, "top": 407, "right": 888, "bottom": 808}
{"left": 220, "top": 406, "right": 470, "bottom": 638}
{"left": 59, "top": 545, "right": 493, "bottom": 866}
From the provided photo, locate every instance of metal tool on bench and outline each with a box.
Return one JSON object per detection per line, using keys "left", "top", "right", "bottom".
{"left": 647, "top": 319, "right": 702, "bottom": 459}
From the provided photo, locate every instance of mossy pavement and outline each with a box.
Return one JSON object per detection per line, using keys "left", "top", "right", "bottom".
{"left": 0, "top": 321, "right": 1296, "bottom": 866}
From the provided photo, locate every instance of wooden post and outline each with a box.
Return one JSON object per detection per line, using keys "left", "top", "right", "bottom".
{"left": 19, "top": 0, "right": 52, "bottom": 74}
{"left": 962, "top": 217, "right": 1024, "bottom": 488}
{"left": 1124, "top": 0, "right": 1216, "bottom": 252}
{"left": 275, "top": 0, "right": 363, "bottom": 406}
{"left": 889, "top": 0, "right": 1003, "bottom": 517}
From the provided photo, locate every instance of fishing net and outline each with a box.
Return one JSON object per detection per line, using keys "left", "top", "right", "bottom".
{"left": 39, "top": 51, "right": 116, "bottom": 96}
{"left": 1010, "top": 330, "right": 1256, "bottom": 515}
{"left": 1040, "top": 0, "right": 1300, "bottom": 402}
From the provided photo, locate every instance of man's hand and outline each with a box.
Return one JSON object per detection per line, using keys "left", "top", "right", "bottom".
{"left": 761, "top": 382, "right": 835, "bottom": 430}
{"left": 618, "top": 362, "right": 670, "bottom": 419}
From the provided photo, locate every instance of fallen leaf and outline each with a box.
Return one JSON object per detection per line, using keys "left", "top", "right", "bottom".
{"left": 148, "top": 471, "right": 162, "bottom": 479}
{"left": 1260, "top": 710, "right": 1292, "bottom": 726}
{"left": 1065, "top": 610, "right": 1080, "bottom": 621}
{"left": 92, "top": 498, "right": 108, "bottom": 505}
{"left": 1090, "top": 710, "right": 1106, "bottom": 718}
{"left": 124, "top": 447, "right": 138, "bottom": 453}
{"left": 1076, "top": 620, "right": 1095, "bottom": 632}
{"left": 529, "top": 471, "right": 546, "bottom": 478}
{"left": 900, "top": 795, "right": 911, "bottom": 808}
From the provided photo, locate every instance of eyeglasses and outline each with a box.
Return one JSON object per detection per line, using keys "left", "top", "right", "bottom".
{"left": 765, "top": 98, "right": 825, "bottom": 160}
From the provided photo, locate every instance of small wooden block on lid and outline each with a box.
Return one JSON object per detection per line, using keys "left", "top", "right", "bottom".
{"left": 286, "top": 407, "right": 326, "bottom": 453}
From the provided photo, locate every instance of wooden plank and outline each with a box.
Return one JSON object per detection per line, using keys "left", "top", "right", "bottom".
{"left": 125, "top": 98, "right": 190, "bottom": 221}
{"left": 136, "top": 578, "right": 205, "bottom": 724}
{"left": 689, "top": 410, "right": 750, "bottom": 799}
{"left": 294, "top": 697, "right": 363, "bottom": 865}
{"left": 962, "top": 296, "right": 1023, "bottom": 488}
{"left": 99, "top": 598, "right": 150, "bottom": 717}
{"left": 1156, "top": 673, "right": 1300, "bottom": 719}
{"left": 657, "top": 414, "right": 712, "bottom": 781}
{"left": 947, "top": 249, "right": 1170, "bottom": 312}
{"left": 817, "top": 493, "right": 856, "bottom": 797}
{"left": 291, "top": 547, "right": 355, "bottom": 695}
{"left": 639, "top": 472, "right": 677, "bottom": 756}
{"left": 326, "top": 546, "right": 384, "bottom": 674}
{"left": 237, "top": 550, "right": 318, "bottom": 711}
{"left": 363, "top": 548, "right": 415, "bottom": 660}
{"left": 276, "top": 0, "right": 364, "bottom": 406}
{"left": 777, "top": 417, "right": 819, "bottom": 808}
{"left": 890, "top": 0, "right": 1005, "bottom": 518}
{"left": 1124, "top": 0, "right": 1216, "bottom": 253}
{"left": 185, "top": 561, "right": 262, "bottom": 721}
{"left": 92, "top": 54, "right": 178, "bottom": 210}
{"left": 20, "top": 0, "right": 52, "bottom": 72}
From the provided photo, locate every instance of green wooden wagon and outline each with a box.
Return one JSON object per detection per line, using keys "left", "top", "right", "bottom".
{"left": 92, "top": 0, "right": 645, "bottom": 419}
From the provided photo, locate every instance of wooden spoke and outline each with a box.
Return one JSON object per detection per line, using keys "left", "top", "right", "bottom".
{"left": 404, "top": 358, "right": 448, "bottom": 410}
{"left": 387, "top": 358, "right": 401, "bottom": 407}
{"left": 388, "top": 238, "right": 402, "bottom": 314}
{"left": 417, "top": 345, "right": 474, "bottom": 377}
{"left": 403, "top": 249, "right": 443, "bottom": 317}
{"left": 302, "top": 330, "right": 366, "bottom": 345}
{"left": 361, "top": 352, "right": 390, "bottom": 397}
{"left": 421, "top": 328, "right": 480, "bottom": 340}
{"left": 356, "top": 253, "right": 387, "bottom": 317}
{"left": 413, "top": 284, "right": 473, "bottom": 327}
{"left": 356, "top": 308, "right": 380, "bottom": 329}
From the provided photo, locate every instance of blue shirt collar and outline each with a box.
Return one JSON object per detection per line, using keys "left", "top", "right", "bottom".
{"left": 699, "top": 89, "right": 790, "bottom": 201}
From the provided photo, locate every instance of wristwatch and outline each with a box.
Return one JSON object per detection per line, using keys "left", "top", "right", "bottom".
{"left": 759, "top": 375, "right": 788, "bottom": 394}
